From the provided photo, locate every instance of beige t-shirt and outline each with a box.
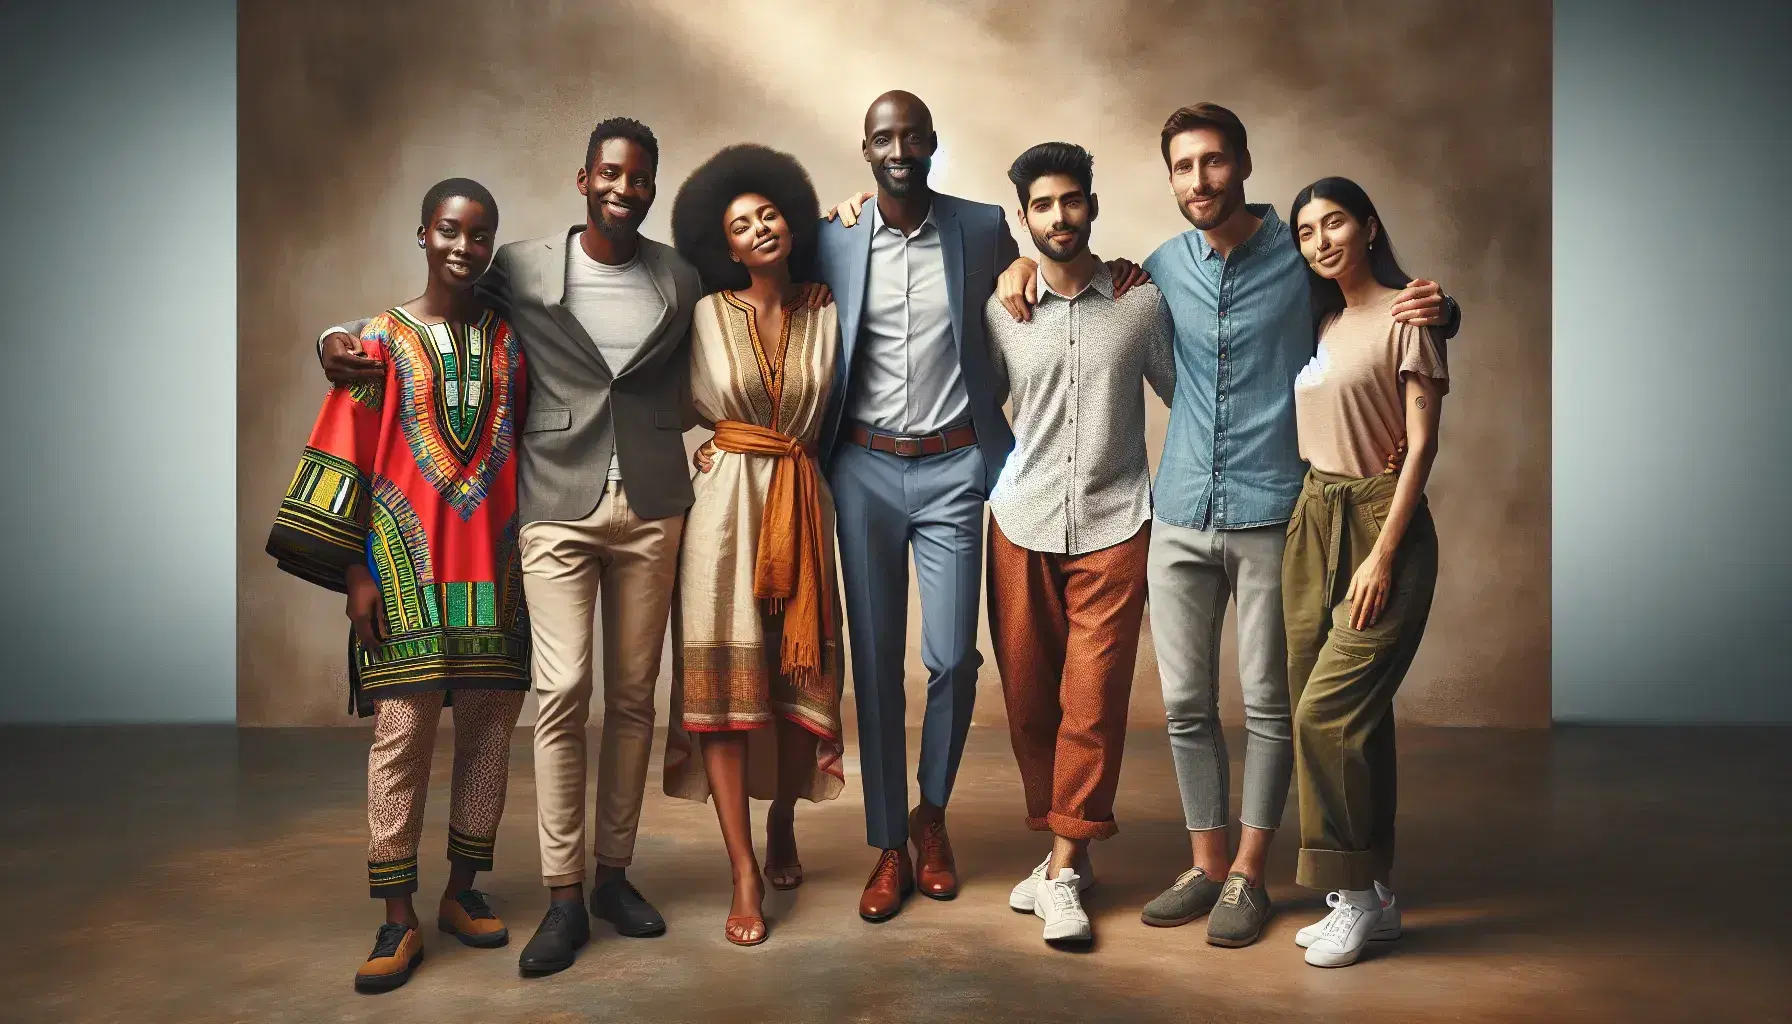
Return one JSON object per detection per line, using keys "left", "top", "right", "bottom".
{"left": 1294, "top": 293, "right": 1450, "bottom": 478}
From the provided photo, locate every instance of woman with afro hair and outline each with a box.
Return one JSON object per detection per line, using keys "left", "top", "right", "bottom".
{"left": 661, "top": 144, "right": 844, "bottom": 946}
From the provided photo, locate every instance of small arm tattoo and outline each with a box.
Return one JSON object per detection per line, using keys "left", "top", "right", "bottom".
{"left": 1415, "top": 396, "right": 1427, "bottom": 409}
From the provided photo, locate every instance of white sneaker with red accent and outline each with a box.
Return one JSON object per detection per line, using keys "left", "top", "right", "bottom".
{"left": 1296, "top": 881, "right": 1401, "bottom": 948}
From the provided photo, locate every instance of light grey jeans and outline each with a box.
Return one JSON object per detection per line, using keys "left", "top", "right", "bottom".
{"left": 1147, "top": 520, "right": 1293, "bottom": 832}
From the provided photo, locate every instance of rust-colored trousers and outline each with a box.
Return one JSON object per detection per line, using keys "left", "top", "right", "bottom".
{"left": 987, "top": 519, "right": 1151, "bottom": 841}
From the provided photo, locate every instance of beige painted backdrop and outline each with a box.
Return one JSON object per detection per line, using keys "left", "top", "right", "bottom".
{"left": 237, "top": 0, "right": 1550, "bottom": 728}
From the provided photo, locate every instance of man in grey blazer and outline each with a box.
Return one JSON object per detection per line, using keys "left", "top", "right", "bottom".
{"left": 317, "top": 118, "right": 832, "bottom": 974}
{"left": 815, "top": 92, "right": 1144, "bottom": 923}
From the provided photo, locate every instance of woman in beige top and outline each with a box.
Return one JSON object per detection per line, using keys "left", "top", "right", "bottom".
{"left": 667, "top": 145, "right": 845, "bottom": 947}
{"left": 1283, "top": 176, "right": 1449, "bottom": 969}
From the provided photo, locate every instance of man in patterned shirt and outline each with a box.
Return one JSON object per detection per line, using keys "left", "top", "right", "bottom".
{"left": 983, "top": 142, "right": 1175, "bottom": 946}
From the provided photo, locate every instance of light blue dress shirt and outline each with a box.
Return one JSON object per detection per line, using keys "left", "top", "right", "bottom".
{"left": 1145, "top": 204, "right": 1313, "bottom": 530}
{"left": 847, "top": 202, "right": 970, "bottom": 434}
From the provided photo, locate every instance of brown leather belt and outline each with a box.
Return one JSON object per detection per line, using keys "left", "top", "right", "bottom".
{"left": 847, "top": 421, "right": 979, "bottom": 458}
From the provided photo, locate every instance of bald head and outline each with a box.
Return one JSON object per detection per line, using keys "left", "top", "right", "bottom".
{"left": 864, "top": 90, "right": 933, "bottom": 139}
{"left": 862, "top": 91, "right": 937, "bottom": 200}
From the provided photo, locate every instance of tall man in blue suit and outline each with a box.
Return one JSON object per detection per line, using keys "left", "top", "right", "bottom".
{"left": 814, "top": 92, "right": 1145, "bottom": 922}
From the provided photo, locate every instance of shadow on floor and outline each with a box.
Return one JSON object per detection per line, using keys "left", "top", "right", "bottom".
{"left": 2, "top": 724, "right": 1789, "bottom": 1022}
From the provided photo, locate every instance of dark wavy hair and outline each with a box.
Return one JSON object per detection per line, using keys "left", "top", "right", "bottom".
{"left": 1289, "top": 176, "right": 1411, "bottom": 330}
{"left": 1007, "top": 142, "right": 1094, "bottom": 207}
{"left": 671, "top": 144, "right": 820, "bottom": 294}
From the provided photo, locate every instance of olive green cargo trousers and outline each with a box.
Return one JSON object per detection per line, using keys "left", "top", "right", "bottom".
{"left": 1283, "top": 467, "right": 1438, "bottom": 892}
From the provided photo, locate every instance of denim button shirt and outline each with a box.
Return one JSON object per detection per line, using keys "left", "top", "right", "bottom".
{"left": 1145, "top": 204, "right": 1313, "bottom": 530}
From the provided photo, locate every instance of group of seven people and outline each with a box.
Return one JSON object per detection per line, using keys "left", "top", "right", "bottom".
{"left": 266, "top": 91, "right": 1457, "bottom": 994}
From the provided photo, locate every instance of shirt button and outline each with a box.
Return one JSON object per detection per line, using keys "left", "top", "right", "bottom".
{"left": 1213, "top": 470, "right": 1221, "bottom": 478}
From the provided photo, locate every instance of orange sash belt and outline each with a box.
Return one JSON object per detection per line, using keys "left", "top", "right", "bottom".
{"left": 710, "top": 420, "right": 832, "bottom": 687}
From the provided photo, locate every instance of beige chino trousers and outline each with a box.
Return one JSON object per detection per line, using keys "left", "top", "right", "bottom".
{"left": 520, "top": 481, "right": 683, "bottom": 886}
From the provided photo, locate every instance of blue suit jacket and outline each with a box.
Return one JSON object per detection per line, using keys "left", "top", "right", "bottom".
{"left": 813, "top": 191, "right": 1020, "bottom": 491}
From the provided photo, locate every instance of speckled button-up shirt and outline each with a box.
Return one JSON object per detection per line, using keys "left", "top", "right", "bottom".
{"left": 985, "top": 262, "right": 1175, "bottom": 555}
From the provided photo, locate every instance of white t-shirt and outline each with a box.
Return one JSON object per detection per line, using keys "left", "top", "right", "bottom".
{"left": 564, "top": 242, "right": 666, "bottom": 481}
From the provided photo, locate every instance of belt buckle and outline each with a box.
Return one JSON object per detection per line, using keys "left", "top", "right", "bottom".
{"left": 893, "top": 437, "right": 921, "bottom": 457}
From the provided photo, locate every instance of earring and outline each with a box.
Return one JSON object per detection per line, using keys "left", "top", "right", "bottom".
{"left": 418, "top": 239, "right": 426, "bottom": 248}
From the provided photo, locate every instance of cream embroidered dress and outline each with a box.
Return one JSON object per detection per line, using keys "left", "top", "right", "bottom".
{"left": 663, "top": 291, "right": 845, "bottom": 803}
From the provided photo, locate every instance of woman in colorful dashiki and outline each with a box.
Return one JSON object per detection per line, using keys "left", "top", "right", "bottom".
{"left": 266, "top": 178, "right": 529, "bottom": 994}
{"left": 1282, "top": 177, "right": 1450, "bottom": 969}
{"left": 663, "top": 145, "right": 843, "bottom": 946}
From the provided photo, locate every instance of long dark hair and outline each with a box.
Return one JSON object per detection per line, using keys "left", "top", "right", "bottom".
{"left": 1289, "top": 176, "right": 1409, "bottom": 330}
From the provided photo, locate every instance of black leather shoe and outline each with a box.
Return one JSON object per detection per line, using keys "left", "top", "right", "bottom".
{"left": 517, "top": 898, "right": 590, "bottom": 975}
{"left": 590, "top": 873, "right": 666, "bottom": 937}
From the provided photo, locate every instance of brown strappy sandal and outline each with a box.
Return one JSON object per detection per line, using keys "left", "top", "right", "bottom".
{"left": 724, "top": 913, "right": 767, "bottom": 946}
{"left": 763, "top": 806, "right": 803, "bottom": 890}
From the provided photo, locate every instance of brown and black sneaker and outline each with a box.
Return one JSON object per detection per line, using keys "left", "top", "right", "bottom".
{"left": 438, "top": 889, "right": 509, "bottom": 948}
{"left": 354, "top": 923, "right": 423, "bottom": 994}
{"left": 1205, "top": 872, "right": 1273, "bottom": 947}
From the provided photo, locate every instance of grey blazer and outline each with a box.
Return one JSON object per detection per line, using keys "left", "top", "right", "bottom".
{"left": 812, "top": 192, "right": 1020, "bottom": 491}
{"left": 323, "top": 226, "right": 700, "bottom": 525}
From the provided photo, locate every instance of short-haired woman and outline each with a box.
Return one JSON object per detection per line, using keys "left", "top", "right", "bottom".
{"left": 267, "top": 179, "right": 529, "bottom": 991}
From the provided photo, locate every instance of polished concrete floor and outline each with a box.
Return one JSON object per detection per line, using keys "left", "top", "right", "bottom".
{"left": 3, "top": 724, "right": 1788, "bottom": 1023}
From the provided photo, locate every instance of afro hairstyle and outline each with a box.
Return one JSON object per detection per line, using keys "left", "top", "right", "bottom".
{"left": 670, "top": 143, "right": 820, "bottom": 294}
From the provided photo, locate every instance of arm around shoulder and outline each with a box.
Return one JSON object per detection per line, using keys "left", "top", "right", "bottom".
{"left": 474, "top": 244, "right": 518, "bottom": 315}
{"left": 1144, "top": 289, "right": 1176, "bottom": 404}
{"left": 994, "top": 207, "right": 1021, "bottom": 267}
{"left": 316, "top": 317, "right": 374, "bottom": 359}
{"left": 1439, "top": 294, "right": 1462, "bottom": 341}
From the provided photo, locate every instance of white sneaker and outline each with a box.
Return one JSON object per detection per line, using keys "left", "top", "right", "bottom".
{"left": 1009, "top": 854, "right": 1094, "bottom": 912}
{"left": 1303, "top": 894, "right": 1383, "bottom": 967}
{"left": 1296, "top": 884, "right": 1402, "bottom": 948}
{"left": 1036, "top": 868, "right": 1092, "bottom": 943}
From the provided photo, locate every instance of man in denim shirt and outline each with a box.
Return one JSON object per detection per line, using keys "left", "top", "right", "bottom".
{"left": 997, "top": 102, "right": 1460, "bottom": 948}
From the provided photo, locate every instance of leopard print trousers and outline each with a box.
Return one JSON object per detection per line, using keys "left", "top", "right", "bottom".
{"left": 366, "top": 689, "right": 525, "bottom": 897}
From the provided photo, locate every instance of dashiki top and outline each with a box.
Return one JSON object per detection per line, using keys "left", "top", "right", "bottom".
{"left": 267, "top": 307, "right": 529, "bottom": 716}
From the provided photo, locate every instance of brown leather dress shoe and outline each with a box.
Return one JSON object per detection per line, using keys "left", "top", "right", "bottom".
{"left": 910, "top": 807, "right": 959, "bottom": 900}
{"left": 858, "top": 847, "right": 915, "bottom": 922}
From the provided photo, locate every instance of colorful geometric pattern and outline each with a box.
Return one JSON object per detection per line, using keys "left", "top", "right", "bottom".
{"left": 446, "top": 826, "right": 496, "bottom": 870}
{"left": 270, "top": 307, "right": 530, "bottom": 719}
{"left": 493, "top": 513, "right": 527, "bottom": 635}
{"left": 381, "top": 308, "right": 517, "bottom": 521}
{"left": 367, "top": 855, "right": 419, "bottom": 897}
{"left": 352, "top": 624, "right": 528, "bottom": 704}
{"left": 267, "top": 447, "right": 370, "bottom": 591}
{"left": 368, "top": 475, "right": 435, "bottom": 634}
{"left": 348, "top": 378, "right": 382, "bottom": 412}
